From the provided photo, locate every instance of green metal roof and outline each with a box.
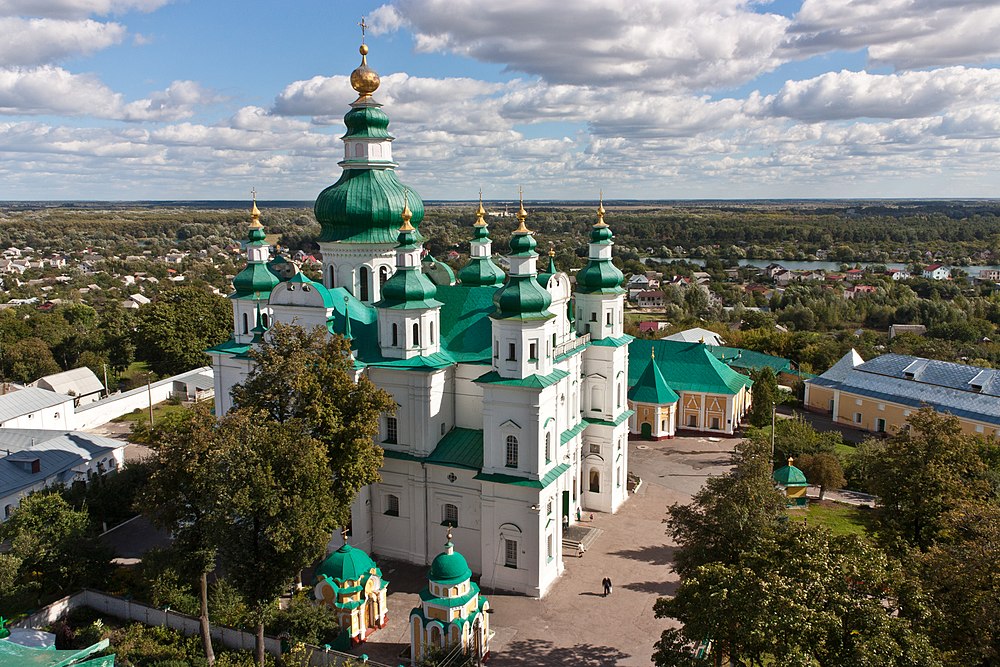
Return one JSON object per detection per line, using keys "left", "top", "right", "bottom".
{"left": 231, "top": 262, "right": 280, "bottom": 299}
{"left": 284, "top": 272, "right": 338, "bottom": 307}
{"left": 205, "top": 338, "right": 252, "bottom": 355}
{"left": 773, "top": 463, "right": 809, "bottom": 487}
{"left": 435, "top": 285, "right": 500, "bottom": 363}
{"left": 459, "top": 255, "right": 506, "bottom": 287}
{"left": 560, "top": 420, "right": 587, "bottom": 445}
{"left": 315, "top": 543, "right": 379, "bottom": 584}
{"left": 492, "top": 275, "right": 554, "bottom": 321}
{"left": 428, "top": 544, "right": 473, "bottom": 585}
{"left": 377, "top": 265, "right": 443, "bottom": 310}
{"left": 574, "top": 259, "right": 625, "bottom": 295}
{"left": 712, "top": 346, "right": 792, "bottom": 375}
{"left": 475, "top": 368, "right": 569, "bottom": 389}
{"left": 315, "top": 168, "right": 424, "bottom": 245}
{"left": 590, "top": 334, "right": 634, "bottom": 348}
{"left": 418, "top": 581, "right": 481, "bottom": 607}
{"left": 584, "top": 410, "right": 634, "bottom": 428}
{"left": 0, "top": 639, "right": 112, "bottom": 667}
{"left": 629, "top": 354, "right": 680, "bottom": 404}
{"left": 426, "top": 428, "right": 484, "bottom": 470}
{"left": 342, "top": 105, "right": 392, "bottom": 140}
{"left": 628, "top": 339, "right": 753, "bottom": 396}
{"left": 474, "top": 462, "right": 570, "bottom": 488}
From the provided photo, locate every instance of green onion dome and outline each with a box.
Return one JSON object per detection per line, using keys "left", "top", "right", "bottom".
{"left": 591, "top": 224, "right": 613, "bottom": 243}
{"left": 316, "top": 543, "right": 377, "bottom": 584}
{"left": 509, "top": 230, "right": 537, "bottom": 256}
{"left": 315, "top": 170, "right": 425, "bottom": 245}
{"left": 493, "top": 275, "right": 553, "bottom": 320}
{"left": 232, "top": 262, "right": 280, "bottom": 298}
{"left": 575, "top": 259, "right": 625, "bottom": 294}
{"left": 428, "top": 539, "right": 472, "bottom": 586}
{"left": 460, "top": 257, "right": 505, "bottom": 287}
{"left": 377, "top": 212, "right": 443, "bottom": 309}
{"left": 344, "top": 105, "right": 391, "bottom": 140}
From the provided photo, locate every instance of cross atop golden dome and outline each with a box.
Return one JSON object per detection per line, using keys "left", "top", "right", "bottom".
{"left": 475, "top": 189, "right": 487, "bottom": 226}
{"left": 250, "top": 187, "right": 263, "bottom": 229}
{"left": 595, "top": 191, "right": 608, "bottom": 227}
{"left": 350, "top": 18, "right": 380, "bottom": 102}
{"left": 514, "top": 186, "right": 530, "bottom": 233}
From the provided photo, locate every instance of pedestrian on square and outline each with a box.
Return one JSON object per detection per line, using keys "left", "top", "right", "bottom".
{"left": 607, "top": 577, "right": 613, "bottom": 595}
{"left": 576, "top": 507, "right": 582, "bottom": 522}
{"left": 602, "top": 577, "right": 611, "bottom": 596}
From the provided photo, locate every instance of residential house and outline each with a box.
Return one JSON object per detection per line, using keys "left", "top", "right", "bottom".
{"left": 888, "top": 269, "right": 911, "bottom": 281}
{"left": 888, "top": 324, "right": 927, "bottom": 339}
{"left": 0, "top": 387, "right": 75, "bottom": 430}
{"left": 922, "top": 264, "right": 951, "bottom": 280}
{"left": 635, "top": 290, "right": 665, "bottom": 307}
{"left": 31, "top": 367, "right": 105, "bottom": 406}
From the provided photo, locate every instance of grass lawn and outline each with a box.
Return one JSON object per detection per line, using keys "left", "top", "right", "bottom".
{"left": 111, "top": 400, "right": 188, "bottom": 424}
{"left": 833, "top": 442, "right": 856, "bottom": 460}
{"left": 788, "top": 500, "right": 872, "bottom": 537}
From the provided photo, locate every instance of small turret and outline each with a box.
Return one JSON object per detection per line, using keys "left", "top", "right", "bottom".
{"left": 574, "top": 193, "right": 625, "bottom": 341}
{"left": 458, "top": 192, "right": 505, "bottom": 287}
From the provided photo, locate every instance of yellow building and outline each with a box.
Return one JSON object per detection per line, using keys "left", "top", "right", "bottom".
{"left": 805, "top": 350, "right": 1000, "bottom": 437}
{"left": 313, "top": 540, "right": 388, "bottom": 650}
{"left": 627, "top": 339, "right": 753, "bottom": 437}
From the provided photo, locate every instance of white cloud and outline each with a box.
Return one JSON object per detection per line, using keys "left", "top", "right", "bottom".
{"left": 756, "top": 67, "right": 1000, "bottom": 122}
{"left": 787, "top": 0, "right": 1000, "bottom": 68}
{"left": 375, "top": 0, "right": 790, "bottom": 91}
{"left": 0, "top": 17, "right": 125, "bottom": 66}
{"left": 0, "top": 0, "right": 171, "bottom": 19}
{"left": 0, "top": 67, "right": 218, "bottom": 121}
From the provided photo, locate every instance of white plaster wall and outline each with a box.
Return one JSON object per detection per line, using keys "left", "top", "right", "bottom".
{"left": 0, "top": 396, "right": 74, "bottom": 430}
{"left": 453, "top": 365, "right": 486, "bottom": 430}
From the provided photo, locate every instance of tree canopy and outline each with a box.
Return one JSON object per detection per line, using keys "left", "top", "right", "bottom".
{"left": 134, "top": 286, "right": 231, "bottom": 376}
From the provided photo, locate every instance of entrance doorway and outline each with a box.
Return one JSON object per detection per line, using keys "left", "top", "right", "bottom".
{"left": 562, "top": 490, "right": 570, "bottom": 520}
{"left": 640, "top": 422, "right": 652, "bottom": 439}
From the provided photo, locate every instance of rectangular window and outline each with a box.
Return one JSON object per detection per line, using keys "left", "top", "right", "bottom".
{"left": 443, "top": 503, "right": 459, "bottom": 527}
{"left": 386, "top": 416, "right": 398, "bottom": 444}
{"left": 589, "top": 444, "right": 601, "bottom": 454}
{"left": 547, "top": 499, "right": 553, "bottom": 515}
{"left": 590, "top": 312, "right": 597, "bottom": 322}
{"left": 384, "top": 494, "right": 399, "bottom": 516}
{"left": 606, "top": 312, "right": 612, "bottom": 325}
{"left": 505, "top": 539, "right": 518, "bottom": 568}
{"left": 507, "top": 343, "right": 516, "bottom": 361}
{"left": 854, "top": 412, "right": 862, "bottom": 424}
{"left": 546, "top": 534, "right": 553, "bottom": 561}
{"left": 529, "top": 342, "right": 537, "bottom": 360}
{"left": 494, "top": 341, "right": 499, "bottom": 359}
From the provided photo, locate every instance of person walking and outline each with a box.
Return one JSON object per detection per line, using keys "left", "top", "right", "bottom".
{"left": 606, "top": 576, "right": 613, "bottom": 595}
{"left": 602, "top": 577, "right": 611, "bottom": 597}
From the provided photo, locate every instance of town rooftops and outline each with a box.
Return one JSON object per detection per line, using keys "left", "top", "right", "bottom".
{"left": 0, "top": 429, "right": 124, "bottom": 499}
{"left": 662, "top": 327, "right": 726, "bottom": 346}
{"left": 809, "top": 351, "right": 1000, "bottom": 425}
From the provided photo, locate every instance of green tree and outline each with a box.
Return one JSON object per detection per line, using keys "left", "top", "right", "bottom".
{"left": 868, "top": 408, "right": 994, "bottom": 550}
{"left": 746, "top": 366, "right": 778, "bottom": 428}
{"left": 654, "top": 526, "right": 940, "bottom": 667}
{"left": 137, "top": 404, "right": 223, "bottom": 665}
{"left": 230, "top": 323, "right": 395, "bottom": 527}
{"left": 0, "top": 493, "right": 110, "bottom": 605}
{"left": 212, "top": 409, "right": 337, "bottom": 666}
{"left": 797, "top": 453, "right": 846, "bottom": 500}
{"left": 5, "top": 336, "right": 61, "bottom": 383}
{"left": 135, "top": 286, "right": 231, "bottom": 376}
{"left": 665, "top": 438, "right": 786, "bottom": 579}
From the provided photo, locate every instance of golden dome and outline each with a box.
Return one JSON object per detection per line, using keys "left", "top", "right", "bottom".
{"left": 400, "top": 190, "right": 415, "bottom": 232}
{"left": 515, "top": 187, "right": 530, "bottom": 233}
{"left": 475, "top": 189, "right": 487, "bottom": 225}
{"left": 350, "top": 44, "right": 380, "bottom": 100}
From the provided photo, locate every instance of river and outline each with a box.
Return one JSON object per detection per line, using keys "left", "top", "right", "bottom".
{"left": 650, "top": 258, "right": 1000, "bottom": 274}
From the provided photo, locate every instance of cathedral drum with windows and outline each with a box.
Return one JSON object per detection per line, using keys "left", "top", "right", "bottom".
{"left": 208, "top": 39, "right": 632, "bottom": 598}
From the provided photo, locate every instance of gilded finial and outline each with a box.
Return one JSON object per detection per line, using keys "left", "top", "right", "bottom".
{"left": 595, "top": 191, "right": 608, "bottom": 227}
{"left": 788, "top": 457, "right": 794, "bottom": 467}
{"left": 350, "top": 18, "right": 380, "bottom": 100}
{"left": 475, "top": 189, "right": 487, "bottom": 225}
{"left": 548, "top": 241, "right": 555, "bottom": 257}
{"left": 341, "top": 526, "right": 349, "bottom": 544}
{"left": 651, "top": 347, "right": 655, "bottom": 360}
{"left": 447, "top": 527, "right": 453, "bottom": 542}
{"left": 515, "top": 186, "right": 529, "bottom": 233}
{"left": 399, "top": 189, "right": 414, "bottom": 232}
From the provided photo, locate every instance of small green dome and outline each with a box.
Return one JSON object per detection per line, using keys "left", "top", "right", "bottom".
{"left": 316, "top": 543, "right": 376, "bottom": 584}
{"left": 509, "top": 232, "right": 537, "bottom": 256}
{"left": 314, "top": 168, "right": 424, "bottom": 245}
{"left": 248, "top": 226, "right": 266, "bottom": 243}
{"left": 343, "top": 105, "right": 391, "bottom": 140}
{"left": 232, "top": 262, "right": 280, "bottom": 298}
{"left": 575, "top": 259, "right": 624, "bottom": 294}
{"left": 591, "top": 225, "right": 613, "bottom": 243}
{"left": 492, "top": 275, "right": 553, "bottom": 320}
{"left": 428, "top": 543, "right": 472, "bottom": 586}
{"left": 773, "top": 461, "right": 809, "bottom": 487}
{"left": 380, "top": 266, "right": 440, "bottom": 307}
{"left": 459, "top": 257, "right": 505, "bottom": 287}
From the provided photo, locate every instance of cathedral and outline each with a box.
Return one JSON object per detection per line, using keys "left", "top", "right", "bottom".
{"left": 209, "top": 40, "right": 631, "bottom": 598}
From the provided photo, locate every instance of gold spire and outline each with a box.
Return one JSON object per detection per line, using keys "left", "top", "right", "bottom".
{"left": 249, "top": 187, "right": 263, "bottom": 229}
{"left": 651, "top": 347, "right": 655, "bottom": 360}
{"left": 350, "top": 18, "right": 380, "bottom": 101}
{"left": 399, "top": 189, "right": 415, "bottom": 232}
{"left": 548, "top": 242, "right": 556, "bottom": 257}
{"left": 474, "top": 189, "right": 487, "bottom": 226}
{"left": 341, "top": 526, "right": 349, "bottom": 544}
{"left": 595, "top": 190, "right": 608, "bottom": 227}
{"left": 514, "top": 186, "right": 530, "bottom": 233}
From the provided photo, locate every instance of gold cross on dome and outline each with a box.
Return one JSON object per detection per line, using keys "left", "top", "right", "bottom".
{"left": 359, "top": 17, "right": 368, "bottom": 42}
{"left": 250, "top": 186, "right": 256, "bottom": 202}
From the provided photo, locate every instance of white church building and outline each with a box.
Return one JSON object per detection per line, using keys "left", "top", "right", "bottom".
{"left": 209, "top": 42, "right": 632, "bottom": 598}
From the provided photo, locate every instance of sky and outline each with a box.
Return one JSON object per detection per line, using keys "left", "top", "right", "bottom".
{"left": 2, "top": 0, "right": 1000, "bottom": 201}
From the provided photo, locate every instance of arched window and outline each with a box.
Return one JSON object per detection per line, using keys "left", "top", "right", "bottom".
{"left": 591, "top": 386, "right": 602, "bottom": 411}
{"left": 429, "top": 625, "right": 442, "bottom": 647}
{"left": 443, "top": 503, "right": 459, "bottom": 527}
{"left": 384, "top": 494, "right": 399, "bottom": 516}
{"left": 544, "top": 433, "right": 551, "bottom": 462}
{"left": 3, "top": 504, "right": 10, "bottom": 519}
{"left": 242, "top": 312, "right": 249, "bottom": 334}
{"left": 505, "top": 435, "right": 518, "bottom": 468}
{"left": 359, "top": 267, "right": 370, "bottom": 301}
{"left": 413, "top": 322, "right": 420, "bottom": 347}
{"left": 261, "top": 313, "right": 269, "bottom": 328}
{"left": 430, "top": 321, "right": 435, "bottom": 345}
{"left": 379, "top": 265, "right": 389, "bottom": 288}
{"left": 589, "top": 469, "right": 601, "bottom": 493}
{"left": 391, "top": 323, "right": 398, "bottom": 347}
{"left": 617, "top": 383, "right": 622, "bottom": 409}
{"left": 328, "top": 265, "right": 336, "bottom": 288}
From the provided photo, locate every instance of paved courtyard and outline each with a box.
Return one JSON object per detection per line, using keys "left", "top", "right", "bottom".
{"left": 348, "top": 432, "right": 739, "bottom": 666}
